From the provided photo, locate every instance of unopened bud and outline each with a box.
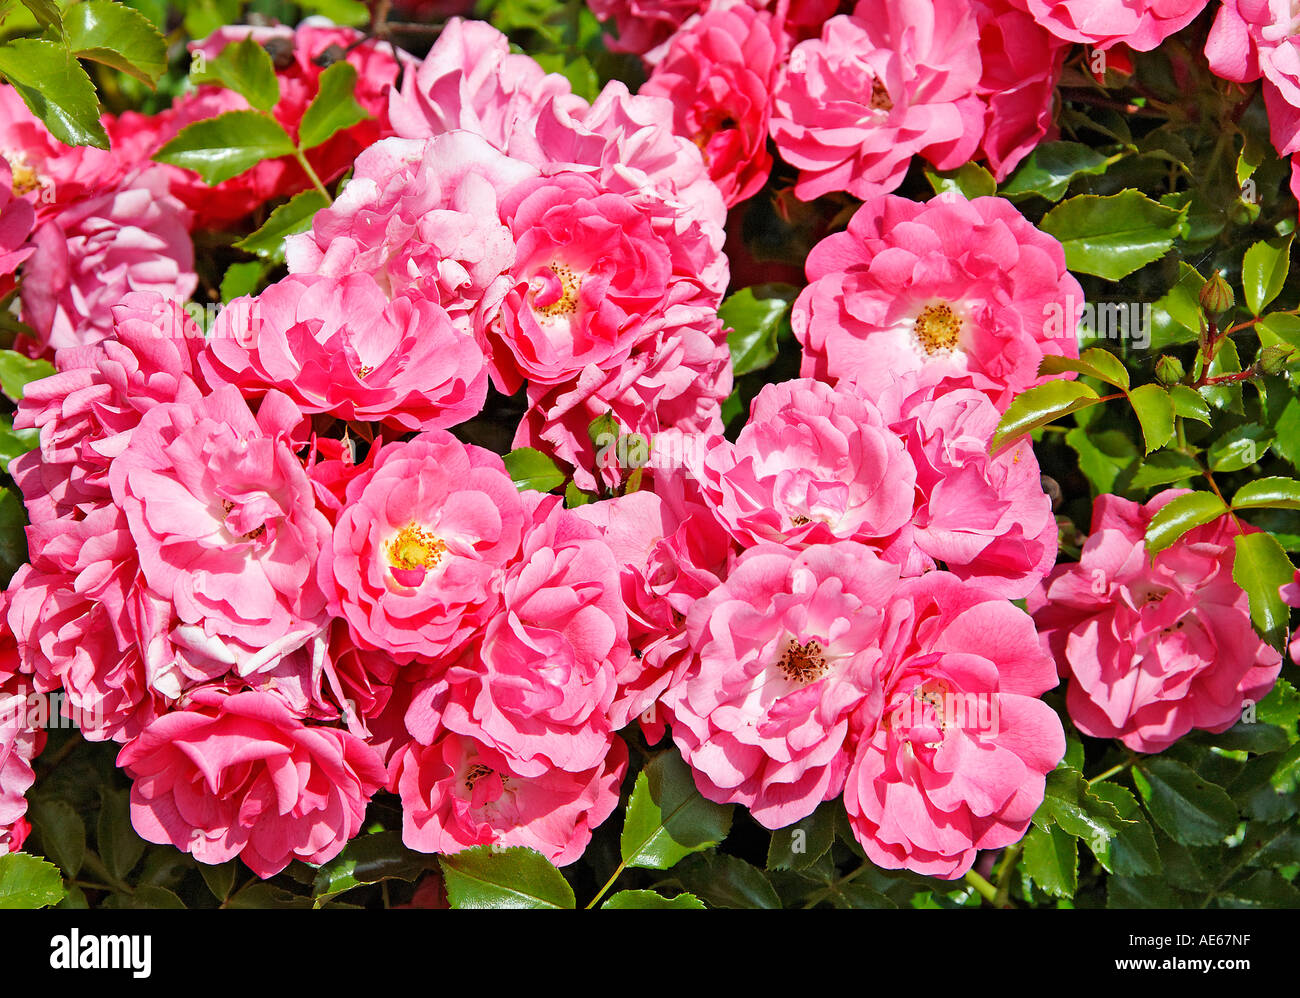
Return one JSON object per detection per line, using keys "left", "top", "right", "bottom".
{"left": 1199, "top": 272, "right": 1234, "bottom": 316}
{"left": 1154, "top": 354, "right": 1185, "bottom": 386}
{"left": 1258, "top": 343, "right": 1296, "bottom": 376}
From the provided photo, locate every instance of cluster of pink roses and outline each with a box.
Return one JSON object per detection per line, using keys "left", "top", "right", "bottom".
{"left": 0, "top": 3, "right": 1292, "bottom": 889}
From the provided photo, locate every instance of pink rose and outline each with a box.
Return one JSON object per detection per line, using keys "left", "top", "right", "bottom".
{"left": 641, "top": 4, "right": 783, "bottom": 206}
{"left": 665, "top": 542, "right": 901, "bottom": 829}
{"left": 117, "top": 689, "right": 386, "bottom": 877}
{"left": 769, "top": 1, "right": 985, "bottom": 201}
{"left": 844, "top": 572, "right": 1064, "bottom": 878}
{"left": 1030, "top": 490, "right": 1283, "bottom": 753}
{"left": 393, "top": 729, "right": 626, "bottom": 866}
{"left": 792, "top": 193, "right": 1083, "bottom": 412}
{"left": 423, "top": 493, "right": 627, "bottom": 777}
{"left": 0, "top": 161, "right": 34, "bottom": 285}
{"left": 108, "top": 387, "right": 330, "bottom": 656}
{"left": 202, "top": 273, "right": 487, "bottom": 432}
{"left": 1010, "top": 0, "right": 1208, "bottom": 50}
{"left": 0, "top": 686, "right": 41, "bottom": 852}
{"left": 318, "top": 431, "right": 524, "bottom": 665}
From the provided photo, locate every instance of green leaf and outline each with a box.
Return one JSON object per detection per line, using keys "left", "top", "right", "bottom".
{"left": 440, "top": 846, "right": 575, "bottom": 909}
{"left": 503, "top": 447, "right": 565, "bottom": 493}
{"left": 669, "top": 852, "right": 781, "bottom": 909}
{"left": 220, "top": 260, "right": 270, "bottom": 303}
{"left": 1032, "top": 767, "right": 1123, "bottom": 858}
{"left": 719, "top": 285, "right": 795, "bottom": 377}
{"left": 602, "top": 889, "right": 705, "bottom": 909}
{"left": 0, "top": 350, "right": 54, "bottom": 402}
{"left": 1258, "top": 677, "right": 1299, "bottom": 734}
{"left": 192, "top": 36, "right": 280, "bottom": 112}
{"left": 1129, "top": 450, "right": 1203, "bottom": 490}
{"left": 1128, "top": 383, "right": 1175, "bottom": 453}
{"left": 1233, "top": 477, "right": 1300, "bottom": 511}
{"left": 1257, "top": 312, "right": 1300, "bottom": 351}
{"left": 1203, "top": 337, "right": 1244, "bottom": 413}
{"left": 311, "top": 831, "right": 432, "bottom": 907}
{"left": 1144, "top": 491, "right": 1228, "bottom": 555}
{"left": 828, "top": 882, "right": 897, "bottom": 909}
{"left": 1242, "top": 234, "right": 1293, "bottom": 315}
{"left": 1089, "top": 782, "right": 1162, "bottom": 877}
{"left": 766, "top": 801, "right": 836, "bottom": 871}
{"left": 28, "top": 799, "right": 86, "bottom": 879}
{"left": 0, "top": 853, "right": 65, "bottom": 909}
{"left": 299, "top": 61, "right": 369, "bottom": 151}
{"left": 154, "top": 110, "right": 296, "bottom": 185}
{"left": 1022, "top": 823, "right": 1078, "bottom": 898}
{"left": 1066, "top": 427, "right": 1138, "bottom": 496}
{"left": 1170, "top": 384, "right": 1211, "bottom": 424}
{"left": 924, "top": 161, "right": 996, "bottom": 199}
{"left": 0, "top": 39, "right": 108, "bottom": 149}
{"left": 0, "top": 422, "right": 39, "bottom": 473}
{"left": 620, "top": 749, "right": 733, "bottom": 871}
{"left": 64, "top": 0, "right": 167, "bottom": 87}
{"left": 224, "top": 882, "right": 312, "bottom": 908}
{"left": 97, "top": 787, "right": 146, "bottom": 882}
{"left": 18, "top": 0, "right": 61, "bottom": 29}
{"left": 233, "top": 189, "right": 330, "bottom": 261}
{"left": 0, "top": 488, "right": 27, "bottom": 586}
{"left": 990, "top": 380, "right": 1103, "bottom": 455}
{"left": 1039, "top": 191, "right": 1184, "bottom": 280}
{"left": 1038, "top": 347, "right": 1130, "bottom": 389}
{"left": 998, "top": 141, "right": 1109, "bottom": 202}
{"left": 297, "top": 0, "right": 370, "bottom": 26}
{"left": 1232, "top": 531, "right": 1294, "bottom": 644}
{"left": 1149, "top": 263, "right": 1206, "bottom": 351}
{"left": 1133, "top": 758, "right": 1239, "bottom": 846}
{"left": 1207, "top": 423, "right": 1272, "bottom": 472}
{"left": 198, "top": 860, "right": 238, "bottom": 902}
{"left": 1107, "top": 875, "right": 1190, "bottom": 909}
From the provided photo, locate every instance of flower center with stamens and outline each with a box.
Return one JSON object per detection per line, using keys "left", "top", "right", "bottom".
{"left": 913, "top": 303, "right": 963, "bottom": 355}
{"left": 869, "top": 77, "right": 893, "bottom": 111}
{"left": 387, "top": 522, "right": 447, "bottom": 571}
{"left": 464, "top": 763, "right": 493, "bottom": 792}
{"left": 221, "top": 499, "right": 266, "bottom": 542}
{"left": 3, "top": 150, "right": 43, "bottom": 196}
{"left": 531, "top": 261, "right": 582, "bottom": 320}
{"left": 778, "top": 637, "right": 828, "bottom": 684}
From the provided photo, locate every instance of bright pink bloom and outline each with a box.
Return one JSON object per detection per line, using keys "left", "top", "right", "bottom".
{"left": 393, "top": 729, "right": 626, "bottom": 866}
{"left": 488, "top": 171, "right": 722, "bottom": 392}
{"left": 108, "top": 386, "right": 330, "bottom": 656}
{"left": 10, "top": 293, "right": 208, "bottom": 526}
{"left": 318, "top": 431, "right": 524, "bottom": 665}
{"left": 1030, "top": 490, "right": 1282, "bottom": 753}
{"left": 974, "top": 0, "right": 1070, "bottom": 180}
{"left": 769, "top": 1, "right": 985, "bottom": 201}
{"left": 0, "top": 687, "right": 41, "bottom": 852}
{"left": 665, "top": 542, "right": 901, "bottom": 829}
{"left": 1009, "top": 0, "right": 1208, "bottom": 50}
{"left": 421, "top": 493, "right": 627, "bottom": 776}
{"left": 877, "top": 375, "right": 1058, "bottom": 599}
{"left": 284, "top": 132, "right": 535, "bottom": 332}
{"left": 844, "top": 572, "right": 1064, "bottom": 878}
{"left": 641, "top": 4, "right": 783, "bottom": 206}
{"left": 117, "top": 688, "right": 386, "bottom": 878}
{"left": 587, "top": 0, "right": 713, "bottom": 62}
{"left": 0, "top": 161, "right": 34, "bottom": 285}
{"left": 202, "top": 273, "right": 487, "bottom": 432}
{"left": 792, "top": 193, "right": 1083, "bottom": 412}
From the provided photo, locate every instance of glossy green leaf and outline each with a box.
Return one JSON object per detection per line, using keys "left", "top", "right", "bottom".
{"left": 0, "top": 350, "right": 54, "bottom": 402}
{"left": 670, "top": 852, "right": 781, "bottom": 909}
{"left": 312, "top": 831, "right": 432, "bottom": 907}
{"left": 1089, "top": 782, "right": 1161, "bottom": 878}
{"left": 0, "top": 853, "right": 65, "bottom": 909}
{"left": 1233, "top": 477, "right": 1300, "bottom": 511}
{"left": 0, "top": 39, "right": 108, "bottom": 149}
{"left": 620, "top": 750, "right": 733, "bottom": 871}
{"left": 192, "top": 36, "right": 280, "bottom": 112}
{"left": 720, "top": 284, "right": 795, "bottom": 377}
{"left": 602, "top": 889, "right": 706, "bottom": 909}
{"left": 1133, "top": 758, "right": 1239, "bottom": 846}
{"left": 440, "top": 846, "right": 575, "bottom": 909}
{"left": 1144, "top": 491, "right": 1228, "bottom": 555}
{"left": 154, "top": 110, "right": 296, "bottom": 185}
{"left": 28, "top": 799, "right": 86, "bottom": 879}
{"left": 1207, "top": 423, "right": 1272, "bottom": 472}
{"left": 998, "top": 142, "right": 1109, "bottom": 202}
{"left": 1023, "top": 823, "right": 1077, "bottom": 898}
{"left": 503, "top": 447, "right": 565, "bottom": 493}
{"left": 1128, "top": 383, "right": 1175, "bottom": 453}
{"left": 1040, "top": 191, "right": 1184, "bottom": 280}
{"left": 64, "top": 0, "right": 167, "bottom": 86}
{"left": 990, "top": 381, "right": 1103, "bottom": 455}
{"left": 299, "top": 61, "right": 369, "bottom": 150}
{"left": 1038, "top": 347, "right": 1130, "bottom": 389}
{"left": 925, "top": 161, "right": 996, "bottom": 199}
{"left": 1242, "top": 234, "right": 1293, "bottom": 315}
{"left": 1233, "top": 531, "right": 1294, "bottom": 643}
{"left": 233, "top": 189, "right": 330, "bottom": 261}
{"left": 1170, "top": 384, "right": 1211, "bottom": 424}
{"left": 1129, "top": 450, "right": 1203, "bottom": 490}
